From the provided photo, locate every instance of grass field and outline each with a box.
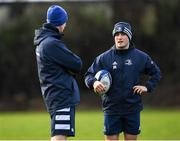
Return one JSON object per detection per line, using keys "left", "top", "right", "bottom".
{"left": 0, "top": 108, "right": 180, "bottom": 140}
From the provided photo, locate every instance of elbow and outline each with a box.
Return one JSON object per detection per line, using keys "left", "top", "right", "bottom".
{"left": 72, "top": 59, "right": 82, "bottom": 73}
{"left": 76, "top": 59, "right": 83, "bottom": 72}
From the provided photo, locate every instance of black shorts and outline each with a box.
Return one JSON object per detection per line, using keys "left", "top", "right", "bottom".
{"left": 50, "top": 106, "right": 75, "bottom": 137}
{"left": 104, "top": 112, "right": 141, "bottom": 135}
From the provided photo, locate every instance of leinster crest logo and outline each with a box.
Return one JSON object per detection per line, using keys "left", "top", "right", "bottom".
{"left": 125, "top": 59, "right": 132, "bottom": 66}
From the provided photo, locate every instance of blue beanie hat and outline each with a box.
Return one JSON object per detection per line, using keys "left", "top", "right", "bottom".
{"left": 112, "top": 22, "right": 132, "bottom": 40}
{"left": 47, "top": 5, "right": 68, "bottom": 26}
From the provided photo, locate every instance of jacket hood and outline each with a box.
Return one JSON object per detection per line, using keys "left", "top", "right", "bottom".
{"left": 34, "top": 23, "right": 64, "bottom": 46}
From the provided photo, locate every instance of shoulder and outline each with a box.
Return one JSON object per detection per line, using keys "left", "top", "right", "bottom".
{"left": 43, "top": 36, "right": 66, "bottom": 51}
{"left": 98, "top": 47, "right": 113, "bottom": 58}
{"left": 96, "top": 48, "right": 113, "bottom": 61}
{"left": 45, "top": 36, "right": 63, "bottom": 46}
{"left": 134, "top": 48, "right": 149, "bottom": 58}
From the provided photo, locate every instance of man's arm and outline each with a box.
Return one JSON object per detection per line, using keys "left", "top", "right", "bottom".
{"left": 133, "top": 56, "right": 161, "bottom": 95}
{"left": 84, "top": 56, "right": 103, "bottom": 90}
{"left": 45, "top": 42, "right": 82, "bottom": 73}
{"left": 144, "top": 56, "right": 162, "bottom": 93}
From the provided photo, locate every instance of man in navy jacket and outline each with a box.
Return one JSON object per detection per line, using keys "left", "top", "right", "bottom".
{"left": 84, "top": 22, "right": 161, "bottom": 140}
{"left": 34, "top": 5, "right": 82, "bottom": 141}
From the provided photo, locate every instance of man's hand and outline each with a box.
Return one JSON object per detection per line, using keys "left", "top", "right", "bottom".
{"left": 93, "top": 81, "right": 106, "bottom": 95}
{"left": 133, "top": 85, "right": 147, "bottom": 95}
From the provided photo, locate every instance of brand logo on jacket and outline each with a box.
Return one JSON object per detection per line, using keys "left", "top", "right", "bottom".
{"left": 112, "top": 61, "right": 118, "bottom": 69}
{"left": 125, "top": 59, "right": 132, "bottom": 66}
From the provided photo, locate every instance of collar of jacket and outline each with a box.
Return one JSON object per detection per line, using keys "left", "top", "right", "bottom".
{"left": 43, "top": 23, "right": 64, "bottom": 38}
{"left": 112, "top": 42, "right": 135, "bottom": 54}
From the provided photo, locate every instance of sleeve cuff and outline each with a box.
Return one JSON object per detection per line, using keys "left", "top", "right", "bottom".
{"left": 89, "top": 78, "right": 97, "bottom": 89}
{"left": 145, "top": 83, "right": 153, "bottom": 93}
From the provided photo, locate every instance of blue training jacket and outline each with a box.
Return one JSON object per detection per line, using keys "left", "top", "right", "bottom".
{"left": 34, "top": 23, "right": 82, "bottom": 113}
{"left": 85, "top": 44, "right": 161, "bottom": 115}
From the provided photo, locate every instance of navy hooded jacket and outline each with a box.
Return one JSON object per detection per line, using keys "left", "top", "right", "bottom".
{"left": 34, "top": 23, "right": 82, "bottom": 113}
{"left": 85, "top": 44, "right": 161, "bottom": 115}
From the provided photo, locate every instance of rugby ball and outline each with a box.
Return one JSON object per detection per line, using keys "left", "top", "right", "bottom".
{"left": 94, "top": 70, "right": 112, "bottom": 94}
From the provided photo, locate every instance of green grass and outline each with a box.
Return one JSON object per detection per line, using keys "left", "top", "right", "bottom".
{"left": 0, "top": 109, "right": 180, "bottom": 140}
